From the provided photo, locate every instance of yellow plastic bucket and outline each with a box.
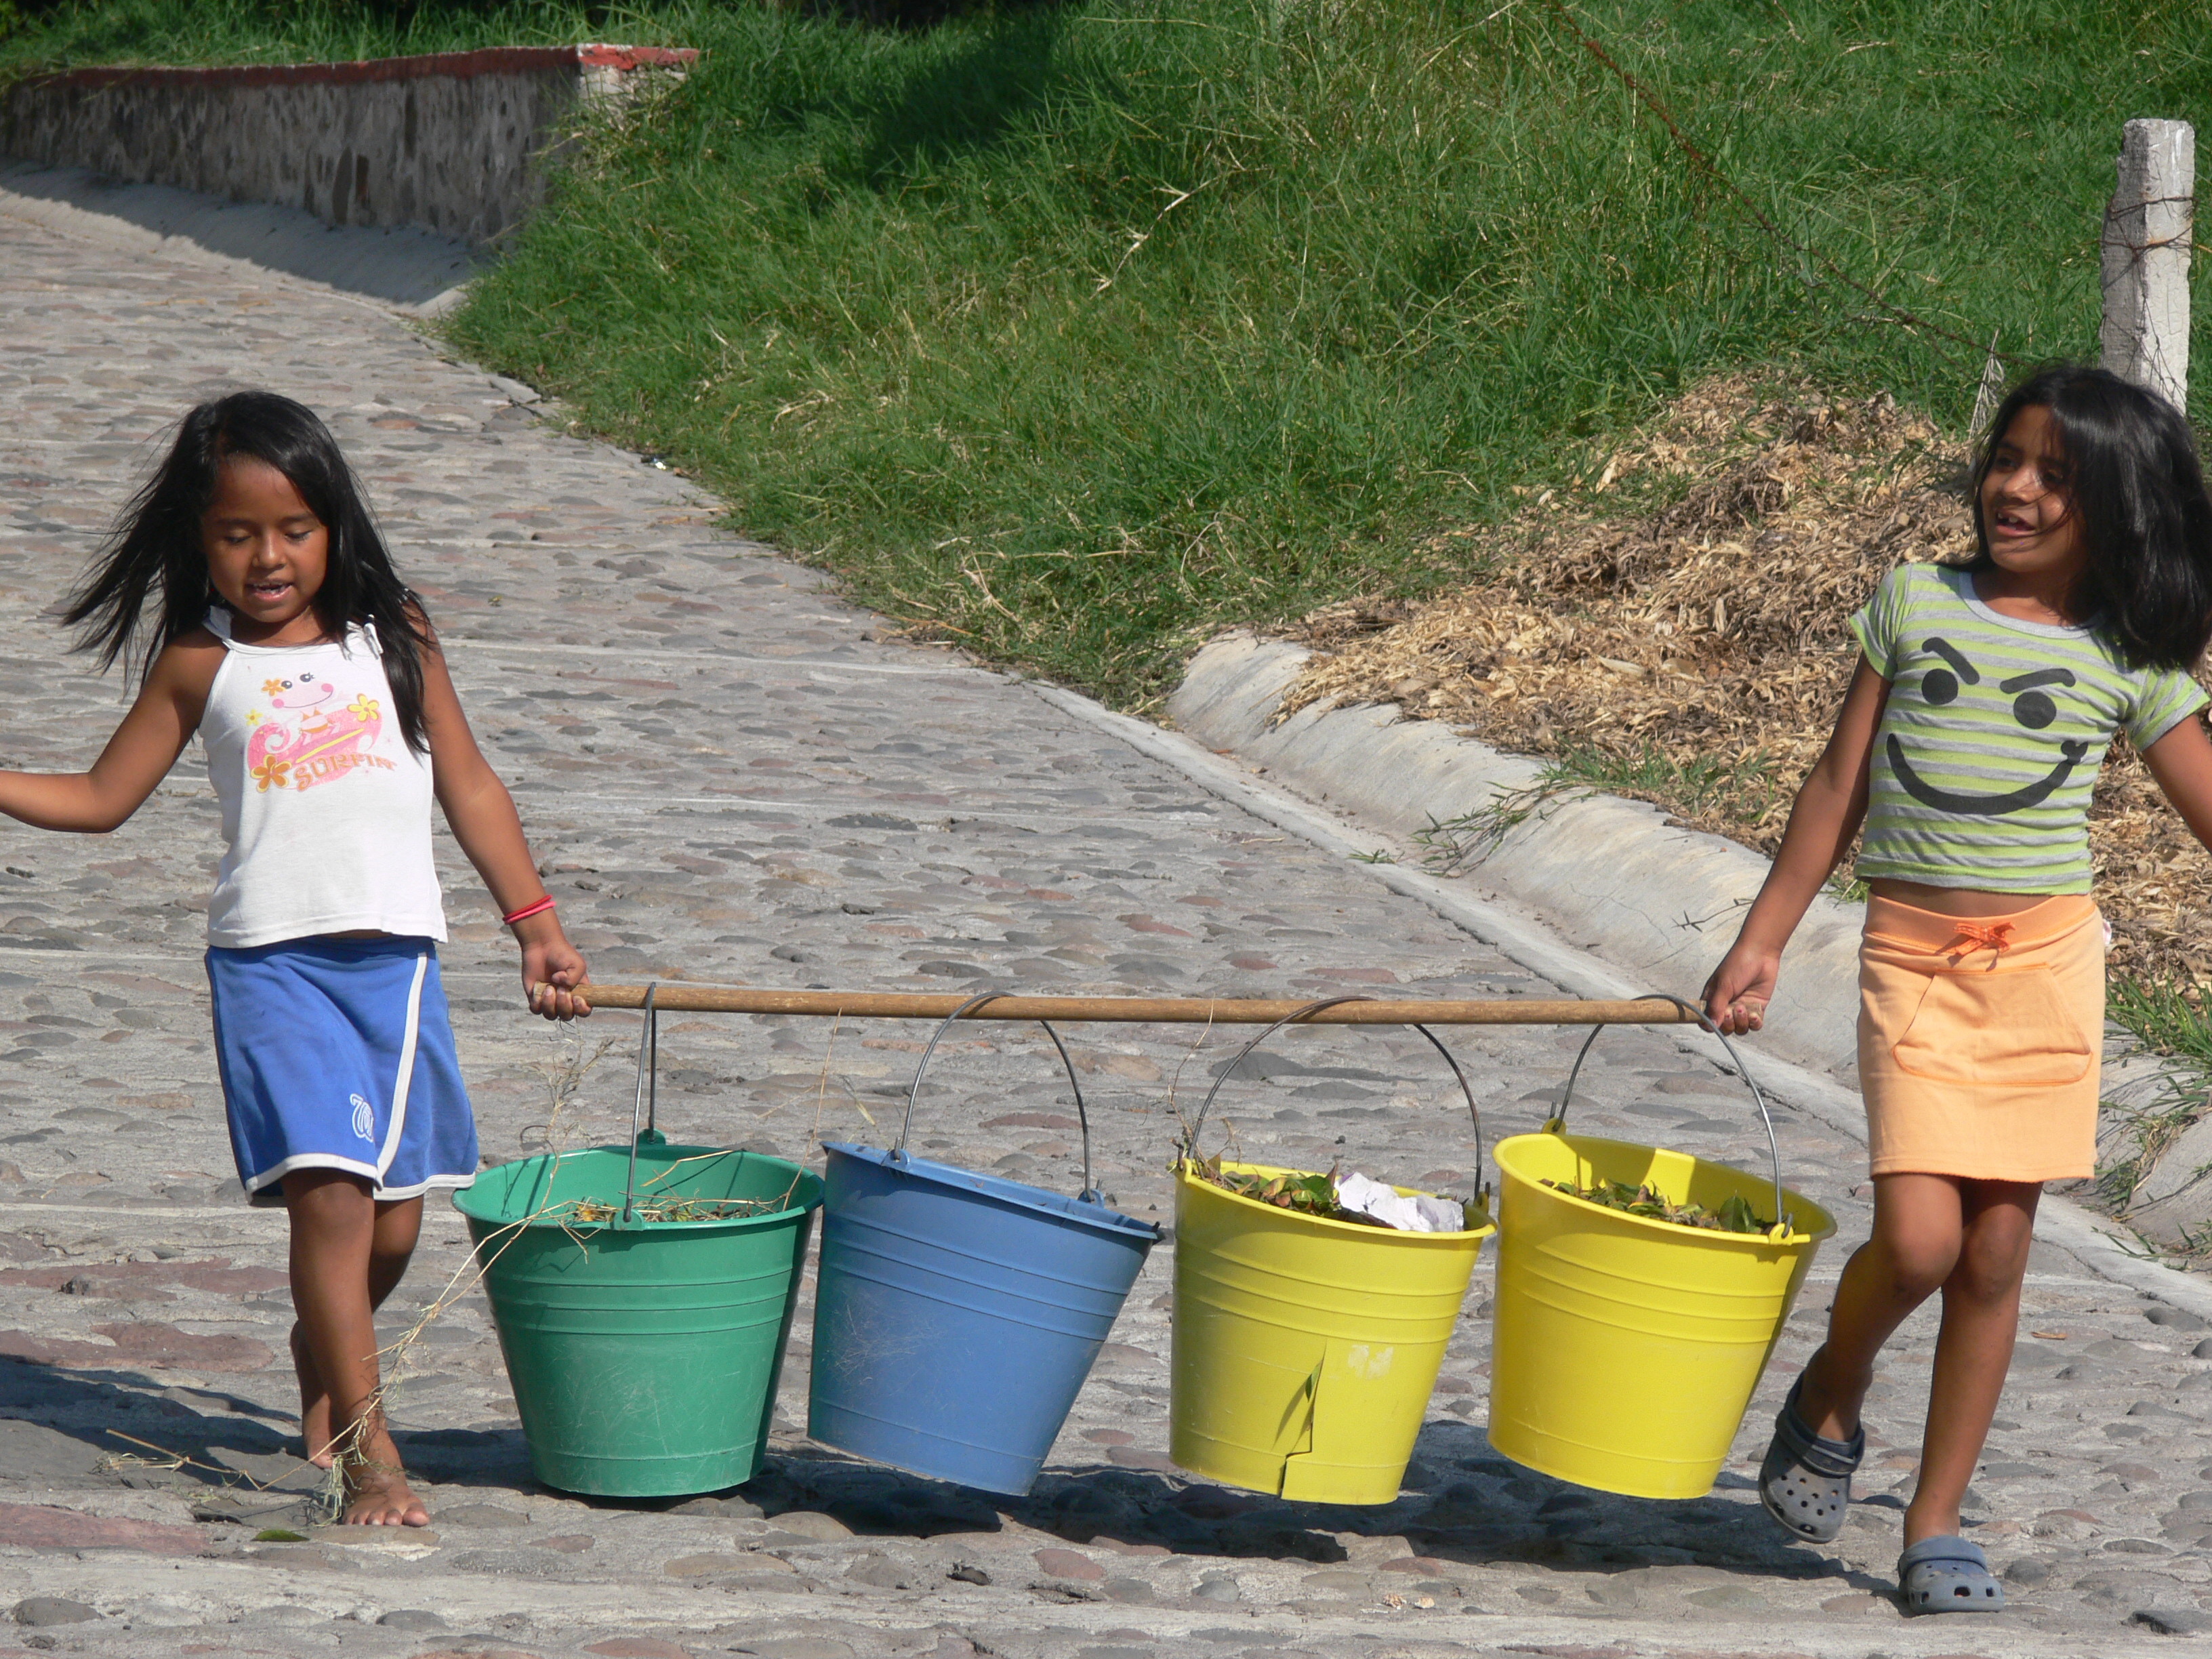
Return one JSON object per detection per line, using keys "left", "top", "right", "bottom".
{"left": 1167, "top": 999, "right": 1493, "bottom": 1505}
{"left": 1171, "top": 1160, "right": 1492, "bottom": 1503}
{"left": 1488, "top": 1027, "right": 1835, "bottom": 1500}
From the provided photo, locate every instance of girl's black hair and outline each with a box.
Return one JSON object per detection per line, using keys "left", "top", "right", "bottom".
{"left": 1969, "top": 363, "right": 2212, "bottom": 671}
{"left": 65, "top": 390, "right": 432, "bottom": 753}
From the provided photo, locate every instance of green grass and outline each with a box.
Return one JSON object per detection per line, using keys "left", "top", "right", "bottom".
{"left": 1550, "top": 741, "right": 1785, "bottom": 825}
{"left": 10, "top": 2, "right": 2212, "bottom": 709}
{"left": 2108, "top": 975, "right": 2212, "bottom": 1073}
{"left": 1412, "top": 740, "right": 1782, "bottom": 875}
{"left": 2096, "top": 975, "right": 2212, "bottom": 1229}
{"left": 455, "top": 0, "right": 2212, "bottom": 705}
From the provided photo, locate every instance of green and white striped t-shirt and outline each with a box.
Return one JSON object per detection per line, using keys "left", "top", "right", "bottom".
{"left": 1849, "top": 562, "right": 2207, "bottom": 894}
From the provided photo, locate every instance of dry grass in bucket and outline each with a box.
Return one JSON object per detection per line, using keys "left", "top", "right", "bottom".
{"left": 548, "top": 1147, "right": 805, "bottom": 1230}
{"left": 537, "top": 1010, "right": 844, "bottom": 1227}
{"left": 1274, "top": 376, "right": 2212, "bottom": 993}
{"left": 554, "top": 1195, "right": 784, "bottom": 1224}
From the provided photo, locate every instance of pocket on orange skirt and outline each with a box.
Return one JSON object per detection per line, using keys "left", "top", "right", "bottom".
{"left": 1890, "top": 965, "right": 2093, "bottom": 1088}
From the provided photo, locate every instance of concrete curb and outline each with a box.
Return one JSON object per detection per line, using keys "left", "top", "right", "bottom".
{"left": 1043, "top": 649, "right": 2212, "bottom": 1315}
{"left": 1167, "top": 633, "right": 1868, "bottom": 1078}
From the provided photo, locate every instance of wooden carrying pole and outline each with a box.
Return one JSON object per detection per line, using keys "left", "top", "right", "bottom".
{"left": 578, "top": 984, "right": 1698, "bottom": 1025}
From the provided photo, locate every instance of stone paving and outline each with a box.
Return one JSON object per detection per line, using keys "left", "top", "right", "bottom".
{"left": 0, "top": 203, "right": 2209, "bottom": 1659}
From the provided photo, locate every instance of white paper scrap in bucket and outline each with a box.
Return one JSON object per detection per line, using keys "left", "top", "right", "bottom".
{"left": 1334, "top": 1171, "right": 1464, "bottom": 1233}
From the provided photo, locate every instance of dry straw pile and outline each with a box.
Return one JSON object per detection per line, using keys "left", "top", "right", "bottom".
{"left": 1279, "top": 380, "right": 2212, "bottom": 988}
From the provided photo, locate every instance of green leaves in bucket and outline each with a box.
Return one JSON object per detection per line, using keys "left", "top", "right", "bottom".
{"left": 1540, "top": 1177, "right": 1772, "bottom": 1235}
{"left": 1186, "top": 1156, "right": 1418, "bottom": 1227}
{"left": 1228, "top": 1167, "right": 1343, "bottom": 1216}
{"left": 1185, "top": 1155, "right": 1357, "bottom": 1220}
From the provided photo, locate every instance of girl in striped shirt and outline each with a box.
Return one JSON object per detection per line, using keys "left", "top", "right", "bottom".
{"left": 1703, "top": 365, "right": 2212, "bottom": 1614}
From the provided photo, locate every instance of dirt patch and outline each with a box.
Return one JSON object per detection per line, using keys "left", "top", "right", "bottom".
{"left": 1276, "top": 378, "right": 2212, "bottom": 987}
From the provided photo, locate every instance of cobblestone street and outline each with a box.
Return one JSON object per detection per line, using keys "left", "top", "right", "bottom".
{"left": 1, "top": 207, "right": 2209, "bottom": 1659}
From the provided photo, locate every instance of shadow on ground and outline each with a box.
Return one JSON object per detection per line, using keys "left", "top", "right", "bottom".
{"left": 3, "top": 1354, "right": 1883, "bottom": 1595}
{"left": 579, "top": 1417, "right": 1870, "bottom": 1591}
{"left": 0, "top": 163, "right": 481, "bottom": 310}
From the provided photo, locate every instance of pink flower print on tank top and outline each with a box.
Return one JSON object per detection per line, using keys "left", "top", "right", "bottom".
{"left": 245, "top": 671, "right": 396, "bottom": 793}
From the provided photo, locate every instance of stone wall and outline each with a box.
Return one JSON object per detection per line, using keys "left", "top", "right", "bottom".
{"left": 0, "top": 43, "right": 694, "bottom": 246}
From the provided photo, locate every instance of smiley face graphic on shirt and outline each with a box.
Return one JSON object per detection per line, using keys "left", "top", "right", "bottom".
{"left": 1886, "top": 636, "right": 2089, "bottom": 815}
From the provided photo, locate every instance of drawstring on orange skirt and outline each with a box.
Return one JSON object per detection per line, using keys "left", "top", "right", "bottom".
{"left": 1944, "top": 919, "right": 2015, "bottom": 968}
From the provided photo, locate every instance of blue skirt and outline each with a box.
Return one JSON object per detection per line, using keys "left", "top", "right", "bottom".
{"left": 207, "top": 936, "right": 479, "bottom": 1206}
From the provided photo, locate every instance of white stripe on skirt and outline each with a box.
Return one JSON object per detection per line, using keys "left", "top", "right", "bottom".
{"left": 373, "top": 948, "right": 430, "bottom": 1181}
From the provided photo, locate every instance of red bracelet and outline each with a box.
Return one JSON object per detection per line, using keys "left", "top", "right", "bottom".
{"left": 503, "top": 897, "right": 557, "bottom": 926}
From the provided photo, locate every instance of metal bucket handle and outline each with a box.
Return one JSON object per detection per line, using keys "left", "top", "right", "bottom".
{"left": 896, "top": 990, "right": 1105, "bottom": 1204}
{"left": 618, "top": 981, "right": 671, "bottom": 1226}
{"left": 1550, "top": 990, "right": 1791, "bottom": 1236}
{"left": 1181, "top": 995, "right": 1488, "bottom": 1204}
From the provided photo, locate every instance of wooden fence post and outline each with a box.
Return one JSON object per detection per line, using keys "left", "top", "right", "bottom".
{"left": 2101, "top": 118, "right": 2194, "bottom": 413}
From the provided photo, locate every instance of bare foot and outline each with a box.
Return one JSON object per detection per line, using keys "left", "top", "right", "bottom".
{"left": 337, "top": 1425, "right": 428, "bottom": 1527}
{"left": 290, "top": 1324, "right": 335, "bottom": 1469}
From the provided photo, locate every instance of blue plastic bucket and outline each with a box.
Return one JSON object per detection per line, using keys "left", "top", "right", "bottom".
{"left": 808, "top": 999, "right": 1158, "bottom": 1494}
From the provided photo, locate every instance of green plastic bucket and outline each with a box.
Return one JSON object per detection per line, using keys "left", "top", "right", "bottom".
{"left": 453, "top": 1139, "right": 821, "bottom": 1497}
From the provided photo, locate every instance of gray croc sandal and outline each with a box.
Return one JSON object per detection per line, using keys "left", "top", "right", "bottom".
{"left": 1899, "top": 1536, "right": 2004, "bottom": 1613}
{"left": 1758, "top": 1374, "right": 1864, "bottom": 1542}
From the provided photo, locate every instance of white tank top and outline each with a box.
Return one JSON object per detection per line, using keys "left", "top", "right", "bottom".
{"left": 198, "top": 609, "right": 447, "bottom": 948}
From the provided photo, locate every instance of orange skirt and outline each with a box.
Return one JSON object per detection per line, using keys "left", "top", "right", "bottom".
{"left": 1858, "top": 893, "right": 2103, "bottom": 1183}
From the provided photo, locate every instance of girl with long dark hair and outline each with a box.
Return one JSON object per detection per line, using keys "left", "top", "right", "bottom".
{"left": 2, "top": 390, "right": 590, "bottom": 1525}
{"left": 1704, "top": 365, "right": 2212, "bottom": 1612}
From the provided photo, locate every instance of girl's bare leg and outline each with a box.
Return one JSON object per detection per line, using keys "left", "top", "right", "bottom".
{"left": 1793, "top": 1174, "right": 1966, "bottom": 1442}
{"left": 285, "top": 1171, "right": 428, "bottom": 1524}
{"left": 1908, "top": 1181, "right": 2038, "bottom": 1546}
{"left": 292, "top": 1195, "right": 419, "bottom": 1467}
{"left": 291, "top": 1322, "right": 327, "bottom": 1467}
